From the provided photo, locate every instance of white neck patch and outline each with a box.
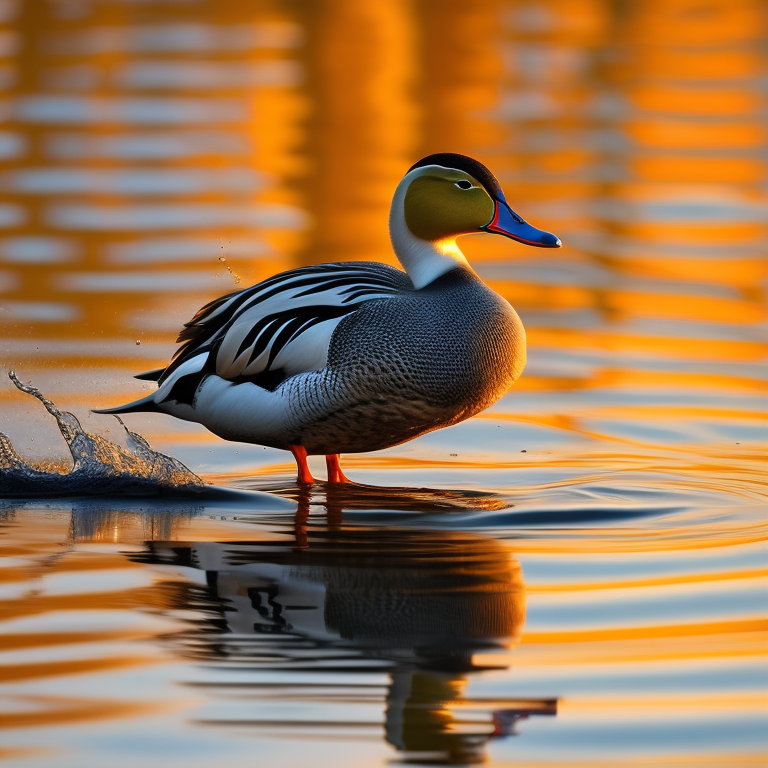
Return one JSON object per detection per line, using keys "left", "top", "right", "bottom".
{"left": 389, "top": 165, "right": 472, "bottom": 290}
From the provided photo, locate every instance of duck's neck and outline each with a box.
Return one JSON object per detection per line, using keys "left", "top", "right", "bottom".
{"left": 389, "top": 179, "right": 471, "bottom": 290}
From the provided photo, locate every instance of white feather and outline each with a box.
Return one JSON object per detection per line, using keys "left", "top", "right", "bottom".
{"left": 269, "top": 317, "right": 342, "bottom": 375}
{"left": 155, "top": 352, "right": 207, "bottom": 400}
{"left": 201, "top": 267, "right": 404, "bottom": 380}
{"left": 192, "top": 376, "right": 290, "bottom": 443}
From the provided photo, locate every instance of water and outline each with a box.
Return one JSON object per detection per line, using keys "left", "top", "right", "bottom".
{"left": 1, "top": 0, "right": 767, "bottom": 766}
{"left": 0, "top": 372, "right": 204, "bottom": 496}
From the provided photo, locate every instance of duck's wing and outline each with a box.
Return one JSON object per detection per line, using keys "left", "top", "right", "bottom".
{"left": 155, "top": 262, "right": 411, "bottom": 396}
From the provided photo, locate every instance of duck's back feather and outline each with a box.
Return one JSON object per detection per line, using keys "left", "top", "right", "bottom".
{"left": 157, "top": 262, "right": 412, "bottom": 397}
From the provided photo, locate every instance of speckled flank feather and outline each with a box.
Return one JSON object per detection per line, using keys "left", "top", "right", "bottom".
{"left": 285, "top": 268, "right": 525, "bottom": 454}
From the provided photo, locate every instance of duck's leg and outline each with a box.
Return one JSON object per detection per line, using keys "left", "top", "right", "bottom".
{"left": 325, "top": 454, "right": 350, "bottom": 484}
{"left": 289, "top": 444, "right": 315, "bottom": 484}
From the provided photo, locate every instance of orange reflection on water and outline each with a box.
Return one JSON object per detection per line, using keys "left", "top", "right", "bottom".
{"left": 630, "top": 84, "right": 760, "bottom": 117}
{"left": 0, "top": 528, "right": 192, "bottom": 746}
{"left": 631, "top": 156, "right": 765, "bottom": 185}
{"left": 626, "top": 117, "right": 768, "bottom": 152}
{"left": 517, "top": 369, "right": 766, "bottom": 395}
{"left": 560, "top": 692, "right": 768, "bottom": 715}
{"left": 508, "top": 525, "right": 768, "bottom": 555}
{"left": 1, "top": 1, "right": 767, "bottom": 765}
{"left": 0, "top": 695, "right": 173, "bottom": 731}
{"left": 528, "top": 568, "right": 768, "bottom": 594}
{"left": 627, "top": 0, "right": 764, "bottom": 45}
{"left": 1, "top": 579, "right": 167, "bottom": 623}
{"left": 298, "top": 0, "right": 416, "bottom": 266}
{"left": 488, "top": 760, "right": 767, "bottom": 768}
{"left": 528, "top": 328, "right": 765, "bottom": 362}
{"left": 0, "top": 655, "right": 163, "bottom": 685}
{"left": 518, "top": 618, "right": 767, "bottom": 666}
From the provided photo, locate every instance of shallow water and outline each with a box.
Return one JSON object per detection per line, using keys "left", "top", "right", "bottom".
{"left": 1, "top": 0, "right": 767, "bottom": 766}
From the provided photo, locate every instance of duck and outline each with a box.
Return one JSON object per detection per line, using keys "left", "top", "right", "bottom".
{"left": 96, "top": 153, "right": 560, "bottom": 484}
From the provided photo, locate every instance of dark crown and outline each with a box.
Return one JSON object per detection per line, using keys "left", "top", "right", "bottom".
{"left": 407, "top": 153, "right": 502, "bottom": 199}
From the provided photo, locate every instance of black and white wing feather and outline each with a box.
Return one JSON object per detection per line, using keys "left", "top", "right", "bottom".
{"left": 156, "top": 262, "right": 410, "bottom": 394}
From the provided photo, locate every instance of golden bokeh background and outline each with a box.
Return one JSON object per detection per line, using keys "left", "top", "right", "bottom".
{"left": 1, "top": 0, "right": 764, "bottom": 458}
{"left": 0, "top": 3, "right": 766, "bottom": 765}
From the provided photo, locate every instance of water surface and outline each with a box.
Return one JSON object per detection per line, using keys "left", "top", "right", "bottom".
{"left": 1, "top": 0, "right": 767, "bottom": 766}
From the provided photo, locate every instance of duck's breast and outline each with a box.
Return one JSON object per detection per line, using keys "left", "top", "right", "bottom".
{"left": 328, "top": 266, "right": 525, "bottom": 429}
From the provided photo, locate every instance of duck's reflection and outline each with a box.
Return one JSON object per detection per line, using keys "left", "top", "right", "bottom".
{"left": 134, "top": 505, "right": 556, "bottom": 764}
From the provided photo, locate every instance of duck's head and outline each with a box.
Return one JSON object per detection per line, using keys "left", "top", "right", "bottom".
{"left": 390, "top": 152, "right": 561, "bottom": 289}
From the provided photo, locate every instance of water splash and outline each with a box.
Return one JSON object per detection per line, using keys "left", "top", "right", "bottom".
{"left": 0, "top": 371, "right": 206, "bottom": 498}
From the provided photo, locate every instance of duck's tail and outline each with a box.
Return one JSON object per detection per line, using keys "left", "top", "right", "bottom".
{"left": 92, "top": 393, "right": 162, "bottom": 415}
{"left": 134, "top": 368, "right": 164, "bottom": 382}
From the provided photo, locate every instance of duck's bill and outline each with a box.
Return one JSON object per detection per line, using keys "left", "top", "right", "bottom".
{"left": 482, "top": 200, "right": 561, "bottom": 248}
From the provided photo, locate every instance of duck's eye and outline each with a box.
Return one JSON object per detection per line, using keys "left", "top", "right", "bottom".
{"left": 454, "top": 180, "right": 473, "bottom": 190}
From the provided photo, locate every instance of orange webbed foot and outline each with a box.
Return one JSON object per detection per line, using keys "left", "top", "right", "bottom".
{"left": 289, "top": 444, "right": 315, "bottom": 484}
{"left": 325, "top": 454, "right": 350, "bottom": 483}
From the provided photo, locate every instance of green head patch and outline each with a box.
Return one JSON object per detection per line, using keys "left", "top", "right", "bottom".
{"left": 404, "top": 169, "right": 496, "bottom": 241}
